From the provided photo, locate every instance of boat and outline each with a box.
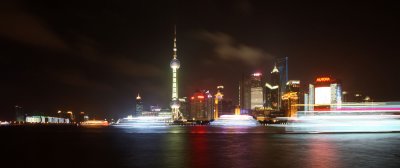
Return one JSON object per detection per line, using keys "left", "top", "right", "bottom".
{"left": 0, "top": 121, "right": 10, "bottom": 126}
{"left": 80, "top": 120, "right": 109, "bottom": 127}
{"left": 210, "top": 115, "right": 260, "bottom": 126}
{"left": 114, "top": 116, "right": 172, "bottom": 127}
{"left": 285, "top": 102, "right": 400, "bottom": 133}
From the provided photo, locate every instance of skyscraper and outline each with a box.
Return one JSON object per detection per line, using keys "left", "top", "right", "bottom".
{"left": 265, "top": 65, "right": 280, "bottom": 110}
{"left": 281, "top": 80, "right": 301, "bottom": 117}
{"left": 190, "top": 90, "right": 214, "bottom": 121}
{"left": 135, "top": 93, "right": 143, "bottom": 116}
{"left": 276, "top": 57, "right": 288, "bottom": 94}
{"left": 308, "top": 77, "right": 342, "bottom": 111}
{"left": 250, "top": 73, "right": 264, "bottom": 110}
{"left": 214, "top": 86, "right": 234, "bottom": 117}
{"left": 15, "top": 105, "right": 24, "bottom": 122}
{"left": 170, "top": 26, "right": 182, "bottom": 120}
{"left": 179, "top": 97, "right": 189, "bottom": 119}
{"left": 239, "top": 74, "right": 251, "bottom": 114}
{"left": 214, "top": 86, "right": 224, "bottom": 119}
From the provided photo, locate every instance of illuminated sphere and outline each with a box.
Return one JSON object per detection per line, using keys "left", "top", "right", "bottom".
{"left": 170, "top": 100, "right": 180, "bottom": 109}
{"left": 170, "top": 58, "right": 180, "bottom": 69}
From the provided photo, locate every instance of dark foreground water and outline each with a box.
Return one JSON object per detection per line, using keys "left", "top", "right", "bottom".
{"left": 1, "top": 125, "right": 400, "bottom": 168}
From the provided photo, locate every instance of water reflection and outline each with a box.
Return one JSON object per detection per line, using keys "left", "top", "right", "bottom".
{"left": 306, "top": 136, "right": 339, "bottom": 168}
{"left": 162, "top": 133, "right": 187, "bottom": 168}
{"left": 4, "top": 126, "right": 400, "bottom": 168}
{"left": 189, "top": 133, "right": 210, "bottom": 167}
{"left": 109, "top": 126, "right": 400, "bottom": 168}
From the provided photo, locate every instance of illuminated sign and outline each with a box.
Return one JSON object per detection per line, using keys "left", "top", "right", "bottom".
{"left": 316, "top": 77, "right": 331, "bottom": 82}
{"left": 197, "top": 96, "right": 204, "bottom": 99}
{"left": 315, "top": 87, "right": 331, "bottom": 105}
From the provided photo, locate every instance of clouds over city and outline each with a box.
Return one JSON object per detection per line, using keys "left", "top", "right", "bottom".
{"left": 0, "top": 1, "right": 68, "bottom": 51}
{"left": 199, "top": 31, "right": 273, "bottom": 66}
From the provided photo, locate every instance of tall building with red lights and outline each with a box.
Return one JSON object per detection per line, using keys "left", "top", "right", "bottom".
{"left": 189, "top": 90, "right": 214, "bottom": 121}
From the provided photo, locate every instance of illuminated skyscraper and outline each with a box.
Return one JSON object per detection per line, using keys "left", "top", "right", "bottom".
{"left": 190, "top": 90, "right": 214, "bottom": 121}
{"left": 214, "top": 86, "right": 224, "bottom": 119}
{"left": 179, "top": 97, "right": 189, "bottom": 119}
{"left": 135, "top": 93, "right": 143, "bottom": 116}
{"left": 170, "top": 26, "right": 182, "bottom": 120}
{"left": 308, "top": 77, "right": 342, "bottom": 111}
{"left": 265, "top": 65, "right": 280, "bottom": 110}
{"left": 281, "top": 80, "right": 300, "bottom": 117}
{"left": 250, "top": 73, "right": 264, "bottom": 109}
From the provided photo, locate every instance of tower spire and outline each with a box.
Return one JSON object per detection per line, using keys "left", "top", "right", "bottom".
{"left": 136, "top": 93, "right": 141, "bottom": 100}
{"left": 272, "top": 63, "right": 279, "bottom": 73}
{"left": 173, "top": 25, "right": 177, "bottom": 59}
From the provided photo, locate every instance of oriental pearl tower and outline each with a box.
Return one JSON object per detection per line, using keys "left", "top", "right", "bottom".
{"left": 170, "top": 26, "right": 182, "bottom": 121}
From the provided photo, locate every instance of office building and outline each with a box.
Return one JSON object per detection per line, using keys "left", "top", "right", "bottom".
{"left": 281, "top": 80, "right": 300, "bottom": 117}
{"left": 190, "top": 90, "right": 214, "bottom": 121}
{"left": 135, "top": 93, "right": 143, "bottom": 116}
{"left": 265, "top": 65, "right": 280, "bottom": 110}
{"left": 308, "top": 77, "right": 342, "bottom": 111}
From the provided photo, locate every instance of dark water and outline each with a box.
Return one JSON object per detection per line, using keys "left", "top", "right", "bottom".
{"left": 2, "top": 126, "right": 400, "bottom": 168}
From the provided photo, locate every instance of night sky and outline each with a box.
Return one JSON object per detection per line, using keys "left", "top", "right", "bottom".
{"left": 0, "top": 0, "right": 399, "bottom": 120}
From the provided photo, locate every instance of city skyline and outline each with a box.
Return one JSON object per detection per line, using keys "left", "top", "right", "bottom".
{"left": 1, "top": 0, "right": 399, "bottom": 120}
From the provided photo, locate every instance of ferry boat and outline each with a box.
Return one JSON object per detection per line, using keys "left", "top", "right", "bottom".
{"left": 80, "top": 120, "right": 109, "bottom": 127}
{"left": 0, "top": 121, "right": 10, "bottom": 126}
{"left": 211, "top": 115, "right": 260, "bottom": 126}
{"left": 114, "top": 116, "right": 172, "bottom": 127}
{"left": 285, "top": 102, "right": 400, "bottom": 133}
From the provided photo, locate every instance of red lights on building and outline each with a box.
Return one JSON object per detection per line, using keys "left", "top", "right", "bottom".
{"left": 252, "top": 72, "right": 262, "bottom": 77}
{"left": 190, "top": 93, "right": 205, "bottom": 100}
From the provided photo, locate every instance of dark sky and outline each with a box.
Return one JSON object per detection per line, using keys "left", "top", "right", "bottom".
{"left": 0, "top": 0, "right": 399, "bottom": 120}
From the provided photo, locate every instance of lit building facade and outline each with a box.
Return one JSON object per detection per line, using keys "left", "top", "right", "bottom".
{"left": 214, "top": 86, "right": 224, "bottom": 119}
{"left": 281, "top": 80, "right": 300, "bottom": 117}
{"left": 26, "top": 116, "right": 70, "bottom": 123}
{"left": 308, "top": 77, "right": 342, "bottom": 111}
{"left": 250, "top": 73, "right": 264, "bottom": 110}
